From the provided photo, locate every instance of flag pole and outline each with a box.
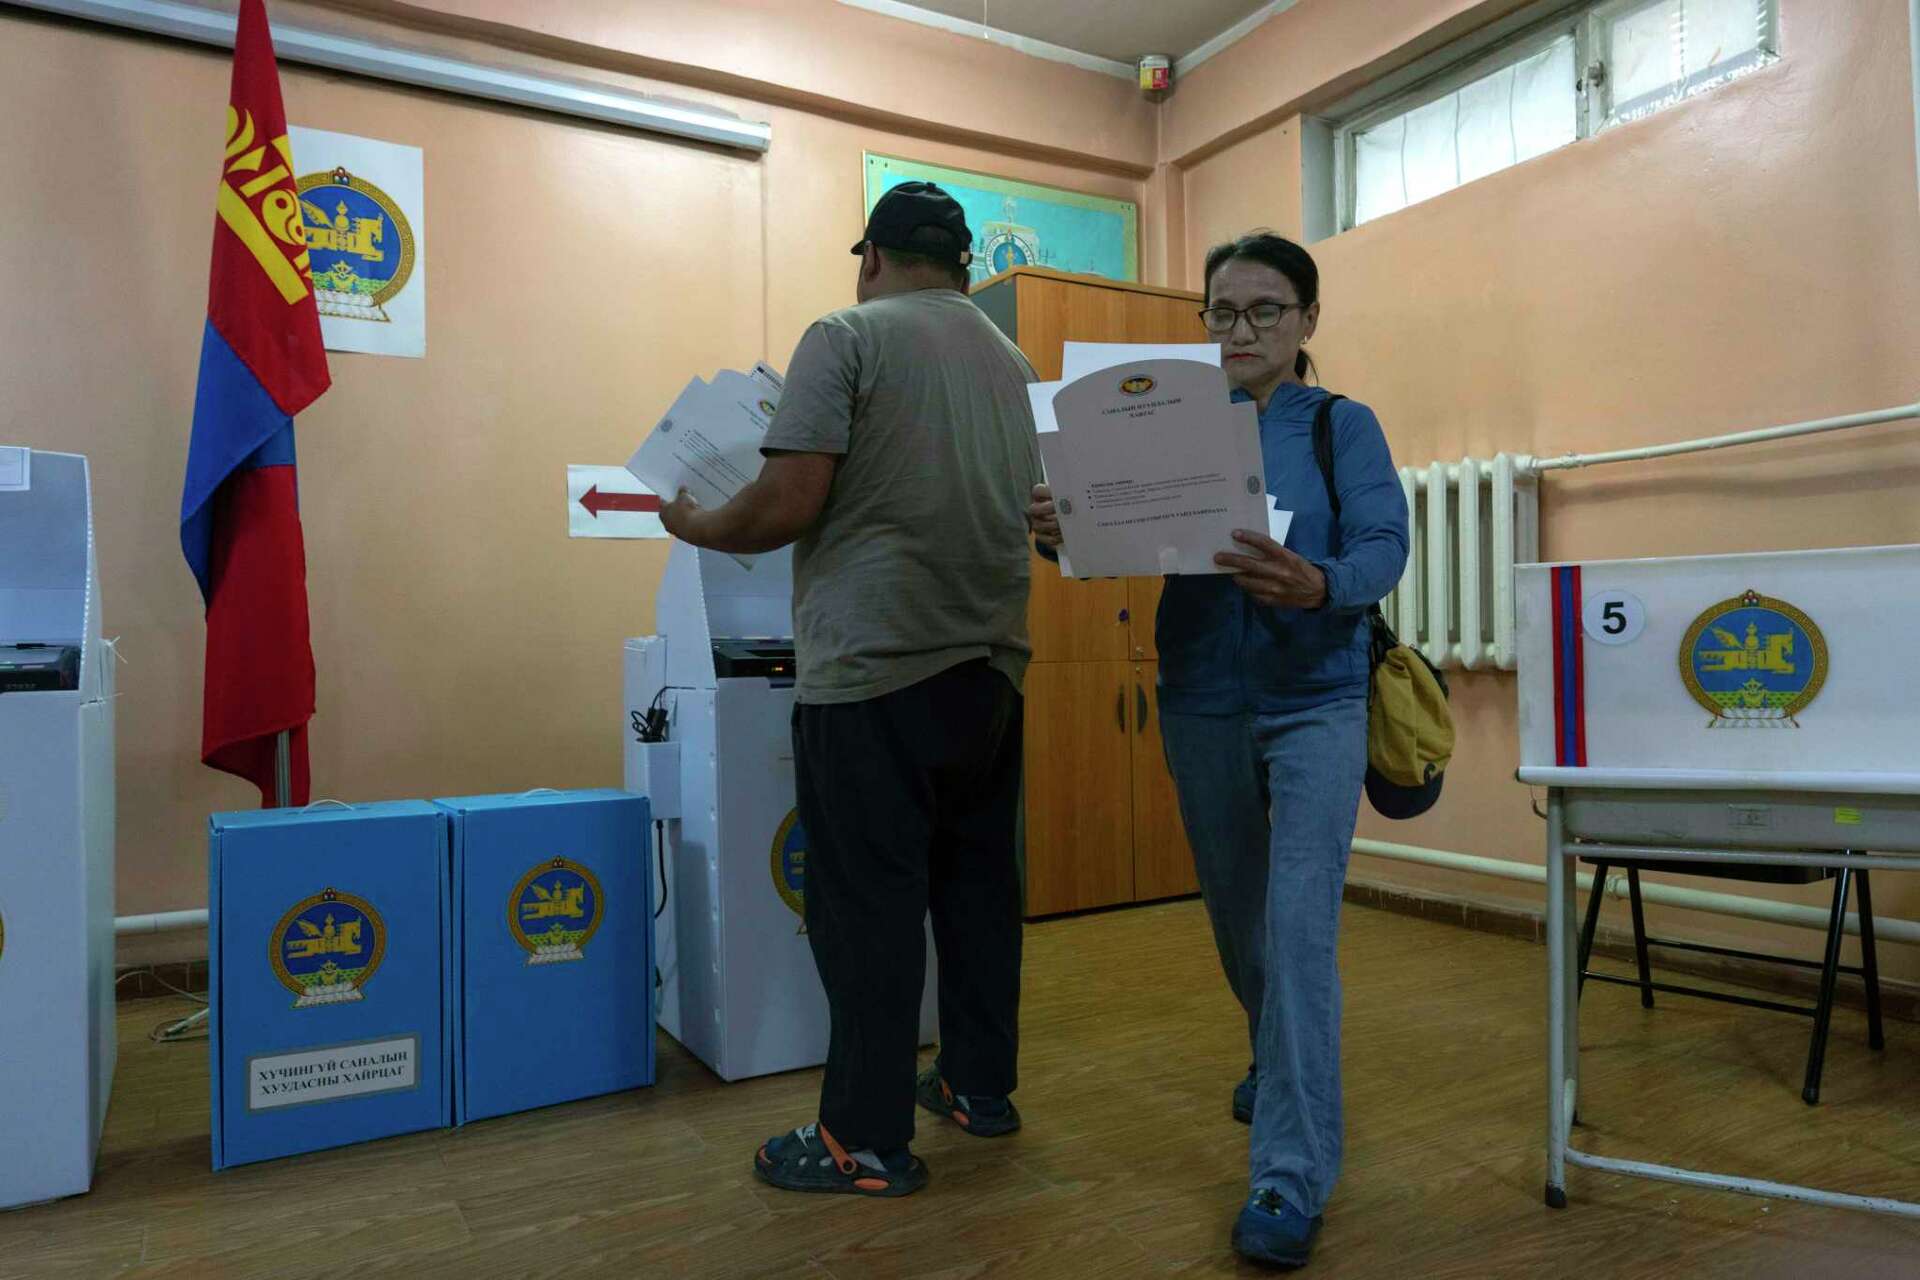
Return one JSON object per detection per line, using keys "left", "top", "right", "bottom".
{"left": 155, "top": 738, "right": 282, "bottom": 1042}
{"left": 273, "top": 730, "right": 291, "bottom": 808}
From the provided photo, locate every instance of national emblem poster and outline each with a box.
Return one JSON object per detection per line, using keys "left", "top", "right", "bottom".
{"left": 862, "top": 153, "right": 1138, "bottom": 289}
{"left": 287, "top": 126, "right": 427, "bottom": 358}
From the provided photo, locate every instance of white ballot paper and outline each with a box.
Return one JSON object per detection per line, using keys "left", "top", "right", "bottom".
{"left": 1036, "top": 358, "right": 1281, "bottom": 579}
{"left": 626, "top": 366, "right": 783, "bottom": 511}
{"left": 1060, "top": 341, "right": 1220, "bottom": 384}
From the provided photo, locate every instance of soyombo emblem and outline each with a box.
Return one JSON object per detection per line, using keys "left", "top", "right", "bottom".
{"left": 1680, "top": 589, "right": 1828, "bottom": 728}
{"left": 272, "top": 889, "right": 386, "bottom": 1008}
{"left": 509, "top": 858, "right": 605, "bottom": 965}
{"left": 770, "top": 810, "right": 807, "bottom": 933}
{"left": 219, "top": 106, "right": 316, "bottom": 306}
{"left": 297, "top": 166, "right": 417, "bottom": 324}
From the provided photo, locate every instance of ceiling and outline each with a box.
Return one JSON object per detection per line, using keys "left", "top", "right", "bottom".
{"left": 860, "top": 0, "right": 1284, "bottom": 67}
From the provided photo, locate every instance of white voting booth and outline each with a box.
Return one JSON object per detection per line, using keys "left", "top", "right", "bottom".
{"left": 1515, "top": 543, "right": 1920, "bottom": 1219}
{"left": 625, "top": 542, "right": 937, "bottom": 1081}
{"left": 0, "top": 450, "right": 116, "bottom": 1209}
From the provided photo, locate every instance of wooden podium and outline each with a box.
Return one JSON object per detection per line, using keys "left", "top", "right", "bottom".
{"left": 973, "top": 268, "right": 1206, "bottom": 917}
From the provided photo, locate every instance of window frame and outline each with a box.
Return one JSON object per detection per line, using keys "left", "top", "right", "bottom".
{"left": 1324, "top": 0, "right": 1779, "bottom": 235}
{"left": 1585, "top": 0, "right": 1781, "bottom": 133}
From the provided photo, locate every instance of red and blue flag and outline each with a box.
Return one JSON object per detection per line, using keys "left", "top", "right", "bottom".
{"left": 180, "top": 0, "right": 329, "bottom": 806}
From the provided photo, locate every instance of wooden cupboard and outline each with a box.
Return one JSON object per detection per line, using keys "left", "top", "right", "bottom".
{"left": 973, "top": 268, "right": 1206, "bottom": 917}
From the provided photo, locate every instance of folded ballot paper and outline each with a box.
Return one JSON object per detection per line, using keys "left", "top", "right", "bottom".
{"left": 626, "top": 361, "right": 785, "bottom": 514}
{"left": 626, "top": 361, "right": 784, "bottom": 567}
{"left": 1033, "top": 342, "right": 1292, "bottom": 579}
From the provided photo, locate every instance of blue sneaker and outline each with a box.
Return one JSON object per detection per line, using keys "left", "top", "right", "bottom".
{"left": 1231, "top": 1189, "right": 1322, "bottom": 1269}
{"left": 1232, "top": 1066, "right": 1256, "bottom": 1124}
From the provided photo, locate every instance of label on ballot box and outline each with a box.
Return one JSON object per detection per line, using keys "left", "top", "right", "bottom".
{"left": 436, "top": 790, "right": 653, "bottom": 1125}
{"left": 209, "top": 801, "right": 451, "bottom": 1170}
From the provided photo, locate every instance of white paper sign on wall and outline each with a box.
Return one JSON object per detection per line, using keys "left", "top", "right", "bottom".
{"left": 287, "top": 127, "right": 427, "bottom": 359}
{"left": 568, "top": 465, "right": 666, "bottom": 539}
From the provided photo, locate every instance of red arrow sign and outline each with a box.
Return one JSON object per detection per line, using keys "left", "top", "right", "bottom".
{"left": 580, "top": 485, "right": 663, "bottom": 519}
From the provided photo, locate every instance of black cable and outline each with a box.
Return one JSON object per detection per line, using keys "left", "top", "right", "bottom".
{"left": 632, "top": 686, "right": 674, "bottom": 744}
{"left": 653, "top": 818, "right": 667, "bottom": 1001}
{"left": 653, "top": 819, "right": 668, "bottom": 919}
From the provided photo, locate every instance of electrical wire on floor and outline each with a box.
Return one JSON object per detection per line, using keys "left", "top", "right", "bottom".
{"left": 117, "top": 966, "right": 211, "bottom": 1043}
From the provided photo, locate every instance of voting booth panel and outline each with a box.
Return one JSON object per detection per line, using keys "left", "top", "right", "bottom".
{"left": 0, "top": 450, "right": 117, "bottom": 1209}
{"left": 630, "top": 543, "right": 938, "bottom": 1082}
{"left": 1516, "top": 544, "right": 1920, "bottom": 847}
{"left": 209, "top": 802, "right": 451, "bottom": 1170}
{"left": 437, "top": 789, "right": 654, "bottom": 1125}
{"left": 1517, "top": 545, "right": 1920, "bottom": 1217}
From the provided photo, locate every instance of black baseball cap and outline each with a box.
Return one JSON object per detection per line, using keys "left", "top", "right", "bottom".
{"left": 852, "top": 181, "right": 973, "bottom": 266}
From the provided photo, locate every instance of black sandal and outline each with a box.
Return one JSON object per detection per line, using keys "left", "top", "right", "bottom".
{"left": 915, "top": 1066, "right": 1022, "bottom": 1137}
{"left": 753, "top": 1122, "right": 929, "bottom": 1197}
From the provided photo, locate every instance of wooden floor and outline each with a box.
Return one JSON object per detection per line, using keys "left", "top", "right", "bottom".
{"left": 5, "top": 900, "right": 1919, "bottom": 1279}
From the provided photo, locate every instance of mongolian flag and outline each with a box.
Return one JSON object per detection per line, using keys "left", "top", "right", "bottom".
{"left": 179, "top": 0, "right": 329, "bottom": 806}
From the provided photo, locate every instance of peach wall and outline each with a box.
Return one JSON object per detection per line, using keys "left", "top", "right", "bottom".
{"left": 1161, "top": 0, "right": 1537, "bottom": 166}
{"left": 1182, "top": 120, "right": 1302, "bottom": 288}
{"left": 1178, "top": 0, "right": 1920, "bottom": 977}
{"left": 329, "top": 0, "right": 1160, "bottom": 173}
{"left": 0, "top": 5, "right": 1147, "bottom": 962}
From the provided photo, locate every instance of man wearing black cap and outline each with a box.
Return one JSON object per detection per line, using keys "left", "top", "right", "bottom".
{"left": 661, "top": 182, "right": 1039, "bottom": 1198}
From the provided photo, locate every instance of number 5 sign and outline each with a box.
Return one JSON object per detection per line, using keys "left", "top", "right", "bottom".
{"left": 1582, "top": 589, "right": 1647, "bottom": 646}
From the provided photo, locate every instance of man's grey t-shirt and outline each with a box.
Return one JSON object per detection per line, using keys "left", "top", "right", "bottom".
{"left": 761, "top": 288, "right": 1041, "bottom": 705}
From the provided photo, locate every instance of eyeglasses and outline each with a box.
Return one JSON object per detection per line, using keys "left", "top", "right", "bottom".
{"left": 1198, "top": 302, "right": 1305, "bottom": 334}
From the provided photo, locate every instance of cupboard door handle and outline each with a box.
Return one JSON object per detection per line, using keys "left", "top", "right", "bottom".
{"left": 1116, "top": 686, "right": 1126, "bottom": 733}
{"left": 1136, "top": 684, "right": 1149, "bottom": 733}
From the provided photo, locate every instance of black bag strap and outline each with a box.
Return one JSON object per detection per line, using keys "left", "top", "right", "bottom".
{"left": 1309, "top": 393, "right": 1405, "bottom": 673}
{"left": 1310, "top": 394, "right": 1348, "bottom": 521}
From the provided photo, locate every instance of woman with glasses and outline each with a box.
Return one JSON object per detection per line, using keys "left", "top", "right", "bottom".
{"left": 1030, "top": 231, "right": 1407, "bottom": 1270}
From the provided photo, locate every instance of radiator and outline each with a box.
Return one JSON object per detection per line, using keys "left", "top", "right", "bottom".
{"left": 1380, "top": 454, "right": 1540, "bottom": 671}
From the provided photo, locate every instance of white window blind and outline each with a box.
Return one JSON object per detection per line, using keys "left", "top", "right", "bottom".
{"left": 1353, "top": 36, "right": 1577, "bottom": 228}
{"left": 1325, "top": 0, "right": 1779, "bottom": 236}
{"left": 1599, "top": 0, "right": 1772, "bottom": 126}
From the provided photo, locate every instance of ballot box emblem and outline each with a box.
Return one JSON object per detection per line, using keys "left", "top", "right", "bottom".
{"left": 271, "top": 889, "right": 388, "bottom": 1008}
{"left": 508, "top": 858, "right": 606, "bottom": 965}
{"left": 1119, "top": 375, "right": 1157, "bottom": 397}
{"left": 770, "top": 810, "right": 808, "bottom": 928}
{"left": 1680, "top": 589, "right": 1828, "bottom": 728}
{"left": 757, "top": 399, "right": 778, "bottom": 418}
{"left": 297, "top": 166, "right": 417, "bottom": 324}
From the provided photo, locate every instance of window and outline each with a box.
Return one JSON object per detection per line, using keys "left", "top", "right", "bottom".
{"left": 1327, "top": 0, "right": 1778, "bottom": 232}
{"left": 1592, "top": 0, "right": 1778, "bottom": 128}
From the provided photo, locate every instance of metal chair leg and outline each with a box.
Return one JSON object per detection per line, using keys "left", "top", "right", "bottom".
{"left": 1858, "top": 868, "right": 1885, "bottom": 1052}
{"left": 1577, "top": 861, "right": 1608, "bottom": 999}
{"left": 1804, "top": 866, "right": 1853, "bottom": 1106}
{"left": 1627, "top": 867, "right": 1654, "bottom": 1009}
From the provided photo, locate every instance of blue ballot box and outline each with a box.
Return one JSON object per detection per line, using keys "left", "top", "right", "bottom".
{"left": 208, "top": 801, "right": 452, "bottom": 1170}
{"left": 435, "top": 790, "right": 654, "bottom": 1124}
